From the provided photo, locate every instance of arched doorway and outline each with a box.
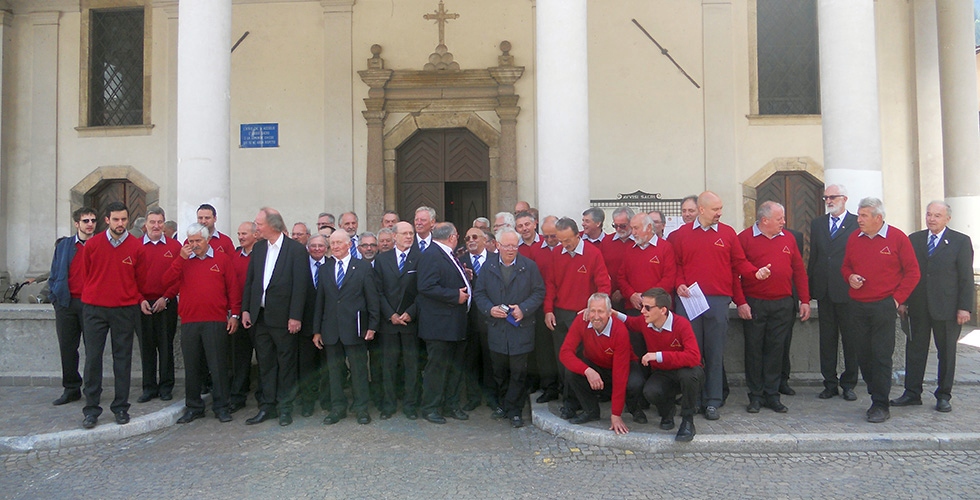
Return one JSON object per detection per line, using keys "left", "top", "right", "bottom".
{"left": 755, "top": 171, "right": 823, "bottom": 261}
{"left": 85, "top": 179, "right": 147, "bottom": 233}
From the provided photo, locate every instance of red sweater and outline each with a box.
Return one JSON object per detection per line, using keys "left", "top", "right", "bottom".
{"left": 68, "top": 239, "right": 87, "bottom": 298}
{"left": 559, "top": 317, "right": 637, "bottom": 416}
{"left": 81, "top": 232, "right": 144, "bottom": 307}
{"left": 733, "top": 228, "right": 810, "bottom": 305}
{"left": 545, "top": 242, "right": 611, "bottom": 314}
{"left": 209, "top": 231, "right": 237, "bottom": 255}
{"left": 164, "top": 251, "right": 242, "bottom": 323}
{"left": 600, "top": 233, "right": 633, "bottom": 295}
{"left": 841, "top": 226, "right": 920, "bottom": 304}
{"left": 624, "top": 313, "right": 701, "bottom": 370}
{"left": 138, "top": 237, "right": 182, "bottom": 301}
{"left": 668, "top": 222, "right": 757, "bottom": 297}
{"left": 232, "top": 248, "right": 252, "bottom": 291}
{"left": 617, "top": 238, "right": 677, "bottom": 308}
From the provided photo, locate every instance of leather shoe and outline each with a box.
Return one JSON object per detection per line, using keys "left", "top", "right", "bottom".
{"left": 446, "top": 408, "right": 469, "bottom": 420}
{"left": 842, "top": 388, "right": 857, "bottom": 401}
{"left": 245, "top": 409, "right": 278, "bottom": 425}
{"left": 404, "top": 409, "right": 419, "bottom": 420}
{"left": 228, "top": 401, "right": 246, "bottom": 414}
{"left": 766, "top": 400, "right": 788, "bottom": 413}
{"left": 778, "top": 382, "right": 796, "bottom": 396}
{"left": 53, "top": 389, "right": 82, "bottom": 406}
{"left": 675, "top": 417, "right": 696, "bottom": 442}
{"left": 889, "top": 392, "right": 922, "bottom": 407}
{"left": 462, "top": 400, "right": 481, "bottom": 412}
{"left": 357, "top": 413, "right": 371, "bottom": 425}
{"left": 322, "top": 411, "right": 347, "bottom": 425}
{"left": 569, "top": 412, "right": 599, "bottom": 425}
{"left": 559, "top": 406, "right": 578, "bottom": 420}
{"left": 491, "top": 407, "right": 506, "bottom": 420}
{"left": 936, "top": 399, "right": 952, "bottom": 413}
{"left": 114, "top": 411, "right": 131, "bottom": 425}
{"left": 279, "top": 413, "right": 293, "bottom": 426}
{"left": 301, "top": 404, "right": 315, "bottom": 418}
{"left": 866, "top": 405, "right": 890, "bottom": 423}
{"left": 817, "top": 388, "right": 839, "bottom": 399}
{"left": 535, "top": 390, "right": 559, "bottom": 404}
{"left": 424, "top": 412, "right": 446, "bottom": 424}
{"left": 82, "top": 415, "right": 98, "bottom": 429}
{"left": 703, "top": 406, "right": 720, "bottom": 420}
{"left": 659, "top": 416, "right": 675, "bottom": 430}
{"left": 177, "top": 410, "right": 205, "bottom": 424}
{"left": 379, "top": 411, "right": 393, "bottom": 420}
{"left": 631, "top": 409, "right": 648, "bottom": 424}
{"left": 216, "top": 409, "right": 233, "bottom": 423}
{"left": 510, "top": 415, "right": 524, "bottom": 428}
{"left": 159, "top": 393, "right": 173, "bottom": 401}
{"left": 136, "top": 392, "right": 157, "bottom": 403}
{"left": 746, "top": 400, "right": 761, "bottom": 413}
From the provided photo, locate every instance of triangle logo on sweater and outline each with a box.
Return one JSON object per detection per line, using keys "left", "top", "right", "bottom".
{"left": 122, "top": 256, "right": 133, "bottom": 265}
{"left": 210, "top": 264, "right": 221, "bottom": 272}
{"left": 604, "top": 347, "right": 614, "bottom": 355}
{"left": 164, "top": 251, "right": 174, "bottom": 258}
{"left": 782, "top": 246, "right": 791, "bottom": 254}
{"left": 577, "top": 265, "right": 588, "bottom": 274}
{"left": 649, "top": 256, "right": 660, "bottom": 264}
{"left": 714, "top": 239, "right": 725, "bottom": 247}
{"left": 670, "top": 338, "right": 682, "bottom": 348}
{"left": 217, "top": 246, "right": 225, "bottom": 252}
{"left": 880, "top": 246, "right": 891, "bottom": 255}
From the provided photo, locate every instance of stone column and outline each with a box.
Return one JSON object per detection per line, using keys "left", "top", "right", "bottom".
{"left": 177, "top": 0, "right": 232, "bottom": 236}
{"left": 28, "top": 12, "right": 60, "bottom": 276}
{"left": 491, "top": 41, "right": 525, "bottom": 214}
{"left": 702, "top": 1, "right": 737, "bottom": 221}
{"left": 0, "top": 11, "right": 9, "bottom": 282}
{"left": 322, "top": 0, "right": 356, "bottom": 215}
{"left": 164, "top": 3, "right": 179, "bottom": 217}
{"left": 912, "top": 0, "right": 944, "bottom": 213}
{"left": 534, "top": 0, "right": 589, "bottom": 219}
{"left": 817, "top": 0, "right": 882, "bottom": 209}
{"left": 936, "top": 0, "right": 980, "bottom": 270}
{"left": 358, "top": 46, "right": 392, "bottom": 225}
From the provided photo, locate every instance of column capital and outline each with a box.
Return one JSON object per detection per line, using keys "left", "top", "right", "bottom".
{"left": 495, "top": 106, "right": 521, "bottom": 122}
{"left": 322, "top": 0, "right": 355, "bottom": 14}
{"left": 30, "top": 11, "right": 61, "bottom": 26}
{"left": 362, "top": 110, "right": 386, "bottom": 126}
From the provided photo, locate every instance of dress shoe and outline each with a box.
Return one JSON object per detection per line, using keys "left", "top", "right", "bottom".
{"left": 746, "top": 400, "right": 761, "bottom": 413}
{"left": 379, "top": 411, "right": 393, "bottom": 420}
{"left": 535, "top": 390, "right": 559, "bottom": 404}
{"left": 817, "top": 388, "right": 839, "bottom": 399}
{"left": 675, "top": 417, "right": 696, "bottom": 442}
{"left": 114, "top": 411, "right": 131, "bottom": 425}
{"left": 559, "top": 406, "right": 578, "bottom": 420}
{"left": 889, "top": 392, "right": 922, "bottom": 407}
{"left": 53, "top": 389, "right": 82, "bottom": 406}
{"left": 510, "top": 415, "right": 524, "bottom": 428}
{"left": 765, "top": 400, "right": 788, "bottom": 413}
{"left": 936, "top": 399, "right": 952, "bottom": 413}
{"left": 245, "top": 409, "right": 278, "bottom": 425}
{"left": 177, "top": 410, "right": 205, "bottom": 424}
{"left": 462, "top": 400, "right": 481, "bottom": 412}
{"left": 841, "top": 388, "right": 857, "bottom": 401}
{"left": 703, "top": 406, "right": 720, "bottom": 421}
{"left": 446, "top": 408, "right": 469, "bottom": 421}
{"left": 491, "top": 407, "right": 506, "bottom": 419}
{"left": 778, "top": 382, "right": 796, "bottom": 396}
{"left": 424, "top": 412, "right": 447, "bottom": 424}
{"left": 569, "top": 412, "right": 599, "bottom": 425}
{"left": 136, "top": 392, "right": 157, "bottom": 403}
{"left": 659, "top": 415, "right": 675, "bottom": 430}
{"left": 357, "top": 413, "right": 371, "bottom": 425}
{"left": 301, "top": 403, "right": 315, "bottom": 418}
{"left": 322, "top": 411, "right": 347, "bottom": 425}
{"left": 279, "top": 413, "right": 293, "bottom": 426}
{"left": 159, "top": 393, "right": 173, "bottom": 401}
{"left": 216, "top": 409, "right": 233, "bottom": 423}
{"left": 866, "top": 405, "right": 890, "bottom": 423}
{"left": 82, "top": 415, "right": 98, "bottom": 429}
{"left": 631, "top": 409, "right": 648, "bottom": 424}
{"left": 228, "top": 401, "right": 246, "bottom": 414}
{"left": 404, "top": 409, "right": 419, "bottom": 420}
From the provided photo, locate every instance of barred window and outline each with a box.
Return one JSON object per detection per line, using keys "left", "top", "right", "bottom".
{"left": 756, "top": 0, "right": 820, "bottom": 115}
{"left": 88, "top": 8, "right": 144, "bottom": 127}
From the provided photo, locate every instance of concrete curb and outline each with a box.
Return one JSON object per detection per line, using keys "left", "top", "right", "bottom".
{"left": 0, "top": 400, "right": 187, "bottom": 453}
{"left": 530, "top": 400, "right": 980, "bottom": 454}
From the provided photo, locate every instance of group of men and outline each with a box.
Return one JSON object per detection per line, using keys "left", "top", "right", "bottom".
{"left": 47, "top": 183, "right": 973, "bottom": 438}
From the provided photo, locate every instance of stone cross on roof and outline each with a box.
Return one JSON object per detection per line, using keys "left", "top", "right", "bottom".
{"left": 423, "top": 1, "right": 459, "bottom": 47}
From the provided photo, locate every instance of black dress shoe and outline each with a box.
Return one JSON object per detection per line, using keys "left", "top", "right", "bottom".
{"left": 462, "top": 400, "right": 481, "bottom": 412}
{"left": 53, "top": 389, "right": 82, "bottom": 406}
{"left": 245, "top": 409, "right": 278, "bottom": 425}
{"left": 115, "top": 411, "right": 131, "bottom": 425}
{"left": 867, "top": 405, "right": 890, "bottom": 423}
{"left": 136, "top": 392, "right": 157, "bottom": 403}
{"left": 632, "top": 409, "right": 648, "bottom": 424}
{"left": 675, "top": 417, "right": 696, "bottom": 442}
{"left": 216, "top": 409, "right": 233, "bottom": 423}
{"left": 889, "top": 393, "right": 922, "bottom": 407}
{"left": 936, "top": 399, "right": 952, "bottom": 412}
{"left": 659, "top": 416, "right": 675, "bottom": 430}
{"left": 82, "top": 415, "right": 98, "bottom": 429}
{"left": 559, "top": 406, "right": 578, "bottom": 420}
{"left": 766, "top": 400, "right": 788, "bottom": 413}
{"left": 279, "top": 413, "right": 293, "bottom": 426}
{"left": 228, "top": 401, "right": 246, "bottom": 414}
{"left": 424, "top": 412, "right": 447, "bottom": 424}
{"left": 491, "top": 407, "right": 506, "bottom": 419}
{"left": 747, "top": 400, "right": 761, "bottom": 413}
{"left": 817, "top": 388, "right": 839, "bottom": 399}
{"left": 446, "top": 408, "right": 469, "bottom": 420}
{"left": 159, "top": 393, "right": 173, "bottom": 401}
{"left": 357, "top": 413, "right": 371, "bottom": 425}
{"left": 703, "top": 406, "right": 720, "bottom": 420}
{"left": 301, "top": 404, "right": 315, "bottom": 418}
{"left": 322, "top": 411, "right": 346, "bottom": 425}
{"left": 535, "top": 390, "right": 559, "bottom": 404}
{"left": 778, "top": 382, "right": 796, "bottom": 396}
{"left": 841, "top": 388, "right": 857, "bottom": 401}
{"left": 569, "top": 412, "right": 599, "bottom": 425}
{"left": 404, "top": 409, "right": 419, "bottom": 420}
{"left": 177, "top": 410, "right": 205, "bottom": 424}
{"left": 379, "top": 411, "right": 393, "bottom": 420}
{"left": 510, "top": 415, "right": 524, "bottom": 428}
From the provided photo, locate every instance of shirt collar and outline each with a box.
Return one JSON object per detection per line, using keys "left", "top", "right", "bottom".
{"left": 930, "top": 228, "right": 946, "bottom": 240}
{"left": 106, "top": 229, "right": 129, "bottom": 244}
{"left": 74, "top": 235, "right": 85, "bottom": 245}
{"left": 751, "top": 223, "right": 783, "bottom": 239}
{"left": 336, "top": 253, "right": 352, "bottom": 268}
{"left": 859, "top": 223, "right": 889, "bottom": 239}
{"left": 592, "top": 318, "right": 612, "bottom": 337}
{"left": 500, "top": 255, "right": 517, "bottom": 267}
{"left": 268, "top": 233, "right": 284, "bottom": 248}
{"left": 582, "top": 232, "right": 604, "bottom": 243}
{"left": 694, "top": 221, "right": 718, "bottom": 232}
{"left": 310, "top": 256, "right": 325, "bottom": 266}
{"left": 195, "top": 246, "right": 214, "bottom": 260}
{"left": 469, "top": 249, "right": 488, "bottom": 262}
{"left": 211, "top": 229, "right": 223, "bottom": 240}
{"left": 650, "top": 311, "right": 675, "bottom": 332}
{"left": 143, "top": 234, "right": 167, "bottom": 245}
{"left": 561, "top": 239, "right": 586, "bottom": 257}
{"left": 520, "top": 234, "right": 541, "bottom": 246}
{"left": 634, "top": 234, "right": 659, "bottom": 250}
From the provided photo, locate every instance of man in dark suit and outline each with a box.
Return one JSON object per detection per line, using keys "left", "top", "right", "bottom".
{"left": 313, "top": 230, "right": 381, "bottom": 425}
{"left": 893, "top": 201, "right": 974, "bottom": 412}
{"left": 808, "top": 184, "right": 859, "bottom": 401}
{"left": 297, "top": 234, "right": 326, "bottom": 417}
{"left": 241, "top": 207, "right": 309, "bottom": 426}
{"left": 417, "top": 222, "right": 472, "bottom": 424}
{"left": 376, "top": 221, "right": 422, "bottom": 420}
{"left": 473, "top": 228, "right": 545, "bottom": 428}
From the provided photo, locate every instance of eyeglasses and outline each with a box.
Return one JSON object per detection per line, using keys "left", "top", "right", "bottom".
{"left": 612, "top": 223, "right": 629, "bottom": 230}
{"left": 79, "top": 218, "right": 97, "bottom": 224}
{"left": 821, "top": 195, "right": 844, "bottom": 201}
{"left": 498, "top": 244, "right": 518, "bottom": 251}
{"left": 465, "top": 235, "right": 482, "bottom": 241}
{"left": 641, "top": 304, "right": 660, "bottom": 311}
{"left": 358, "top": 242, "right": 378, "bottom": 247}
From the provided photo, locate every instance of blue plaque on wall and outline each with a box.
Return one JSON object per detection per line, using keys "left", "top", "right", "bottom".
{"left": 240, "top": 123, "right": 279, "bottom": 148}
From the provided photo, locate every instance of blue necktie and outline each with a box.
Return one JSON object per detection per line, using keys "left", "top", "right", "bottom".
{"left": 314, "top": 261, "right": 321, "bottom": 289}
{"left": 472, "top": 254, "right": 481, "bottom": 276}
{"left": 830, "top": 216, "right": 840, "bottom": 238}
{"left": 419, "top": 239, "right": 427, "bottom": 252}
{"left": 398, "top": 252, "right": 406, "bottom": 273}
{"left": 336, "top": 260, "right": 345, "bottom": 288}
{"left": 350, "top": 238, "right": 359, "bottom": 259}
{"left": 928, "top": 234, "right": 938, "bottom": 256}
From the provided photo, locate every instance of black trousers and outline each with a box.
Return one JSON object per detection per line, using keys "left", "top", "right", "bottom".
{"left": 848, "top": 298, "right": 898, "bottom": 407}
{"left": 743, "top": 296, "right": 795, "bottom": 401}
{"left": 324, "top": 342, "right": 370, "bottom": 414}
{"left": 420, "top": 339, "right": 466, "bottom": 415}
{"left": 366, "top": 337, "right": 383, "bottom": 407}
{"left": 904, "top": 311, "right": 960, "bottom": 401}
{"left": 296, "top": 334, "right": 321, "bottom": 406}
{"left": 530, "top": 309, "right": 559, "bottom": 394}
{"left": 229, "top": 325, "right": 258, "bottom": 406}
{"left": 138, "top": 301, "right": 178, "bottom": 396}
{"left": 54, "top": 297, "right": 84, "bottom": 391}
{"left": 677, "top": 295, "right": 731, "bottom": 408}
{"left": 490, "top": 351, "right": 529, "bottom": 418}
{"left": 567, "top": 359, "right": 645, "bottom": 417}
{"left": 182, "top": 322, "right": 230, "bottom": 413}
{"left": 81, "top": 304, "right": 138, "bottom": 418}
{"left": 461, "top": 323, "right": 491, "bottom": 407}
{"left": 381, "top": 331, "right": 420, "bottom": 414}
{"left": 252, "top": 311, "right": 298, "bottom": 413}
{"left": 818, "top": 299, "right": 859, "bottom": 391}
{"left": 643, "top": 365, "right": 704, "bottom": 417}
{"left": 551, "top": 308, "right": 581, "bottom": 409}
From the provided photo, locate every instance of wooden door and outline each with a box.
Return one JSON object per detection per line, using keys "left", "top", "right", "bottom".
{"left": 755, "top": 171, "right": 822, "bottom": 262}
{"left": 445, "top": 182, "right": 487, "bottom": 230}
{"left": 85, "top": 179, "right": 147, "bottom": 233}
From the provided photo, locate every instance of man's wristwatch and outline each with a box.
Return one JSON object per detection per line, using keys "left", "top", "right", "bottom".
{"left": 231, "top": 314, "right": 240, "bottom": 320}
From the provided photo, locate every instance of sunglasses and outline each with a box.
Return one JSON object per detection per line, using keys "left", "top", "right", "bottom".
{"left": 821, "top": 195, "right": 844, "bottom": 201}
{"left": 465, "top": 235, "right": 482, "bottom": 241}
{"left": 641, "top": 304, "right": 660, "bottom": 311}
{"left": 79, "top": 218, "right": 97, "bottom": 224}
{"left": 612, "top": 223, "right": 629, "bottom": 230}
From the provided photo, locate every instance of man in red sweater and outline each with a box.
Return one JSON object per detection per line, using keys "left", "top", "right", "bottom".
{"left": 616, "top": 288, "right": 703, "bottom": 441}
{"left": 165, "top": 223, "right": 241, "bottom": 424}
{"left": 842, "top": 197, "right": 920, "bottom": 423}
{"left": 196, "top": 203, "right": 236, "bottom": 255}
{"left": 516, "top": 210, "right": 560, "bottom": 404}
{"left": 229, "top": 221, "right": 259, "bottom": 412}
{"left": 545, "top": 217, "right": 612, "bottom": 419}
{"left": 79, "top": 201, "right": 146, "bottom": 429}
{"left": 135, "top": 207, "right": 181, "bottom": 404}
{"left": 619, "top": 212, "right": 677, "bottom": 310}
{"left": 602, "top": 207, "right": 636, "bottom": 310}
{"left": 559, "top": 293, "right": 645, "bottom": 434}
{"left": 668, "top": 191, "right": 772, "bottom": 421}
{"left": 733, "top": 202, "right": 810, "bottom": 414}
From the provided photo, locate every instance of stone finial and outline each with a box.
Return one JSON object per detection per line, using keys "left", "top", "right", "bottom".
{"left": 424, "top": 44, "right": 460, "bottom": 72}
{"left": 368, "top": 44, "right": 385, "bottom": 70}
{"left": 498, "top": 40, "right": 514, "bottom": 67}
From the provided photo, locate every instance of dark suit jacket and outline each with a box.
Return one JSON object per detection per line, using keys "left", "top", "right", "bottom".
{"left": 462, "top": 251, "right": 491, "bottom": 335}
{"left": 374, "top": 248, "right": 420, "bottom": 334}
{"left": 473, "top": 254, "right": 546, "bottom": 356}
{"left": 808, "top": 212, "right": 858, "bottom": 303}
{"left": 242, "top": 234, "right": 309, "bottom": 328}
{"left": 906, "top": 228, "right": 974, "bottom": 321}
{"left": 300, "top": 257, "right": 322, "bottom": 336}
{"left": 313, "top": 256, "right": 380, "bottom": 345}
{"left": 416, "top": 242, "right": 469, "bottom": 342}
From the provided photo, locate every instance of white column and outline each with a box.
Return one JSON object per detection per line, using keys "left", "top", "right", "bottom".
{"left": 817, "top": 0, "right": 882, "bottom": 209}
{"left": 322, "top": 1, "right": 356, "bottom": 214}
{"left": 177, "top": 1, "right": 232, "bottom": 236}
{"left": 0, "top": 11, "right": 9, "bottom": 281}
{"left": 912, "top": 0, "right": 944, "bottom": 212}
{"left": 164, "top": 4, "right": 179, "bottom": 220}
{"left": 936, "top": 0, "right": 980, "bottom": 271}
{"left": 702, "top": 1, "right": 737, "bottom": 222}
{"left": 29, "top": 12, "right": 60, "bottom": 275}
{"left": 534, "top": 0, "right": 589, "bottom": 219}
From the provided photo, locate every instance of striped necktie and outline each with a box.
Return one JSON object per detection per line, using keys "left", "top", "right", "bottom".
{"left": 830, "top": 216, "right": 840, "bottom": 237}
{"left": 336, "top": 260, "right": 345, "bottom": 288}
{"left": 314, "top": 261, "right": 321, "bottom": 289}
{"left": 398, "top": 251, "right": 406, "bottom": 273}
{"left": 472, "top": 254, "right": 482, "bottom": 276}
{"left": 928, "top": 234, "right": 938, "bottom": 256}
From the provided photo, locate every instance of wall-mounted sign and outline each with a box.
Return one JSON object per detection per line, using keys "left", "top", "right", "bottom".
{"left": 240, "top": 123, "right": 279, "bottom": 148}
